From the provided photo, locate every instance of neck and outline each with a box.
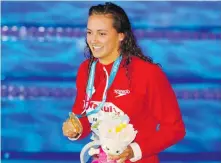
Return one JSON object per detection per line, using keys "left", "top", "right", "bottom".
{"left": 99, "top": 53, "right": 120, "bottom": 65}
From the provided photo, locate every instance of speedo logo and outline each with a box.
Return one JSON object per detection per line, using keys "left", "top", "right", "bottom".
{"left": 114, "top": 89, "right": 130, "bottom": 98}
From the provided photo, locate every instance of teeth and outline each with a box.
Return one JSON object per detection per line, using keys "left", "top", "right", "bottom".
{"left": 93, "top": 46, "right": 102, "bottom": 49}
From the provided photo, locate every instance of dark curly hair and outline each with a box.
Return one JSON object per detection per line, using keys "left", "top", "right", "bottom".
{"left": 84, "top": 2, "right": 155, "bottom": 77}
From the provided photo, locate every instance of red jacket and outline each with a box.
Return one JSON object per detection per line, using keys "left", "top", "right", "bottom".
{"left": 72, "top": 56, "right": 186, "bottom": 163}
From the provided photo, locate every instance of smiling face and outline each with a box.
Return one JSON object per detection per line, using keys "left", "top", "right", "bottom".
{"left": 86, "top": 14, "right": 124, "bottom": 65}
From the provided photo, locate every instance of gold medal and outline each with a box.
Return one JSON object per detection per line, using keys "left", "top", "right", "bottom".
{"left": 69, "top": 112, "right": 83, "bottom": 134}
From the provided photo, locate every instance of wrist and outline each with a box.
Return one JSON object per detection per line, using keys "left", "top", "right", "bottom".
{"left": 129, "top": 142, "right": 142, "bottom": 162}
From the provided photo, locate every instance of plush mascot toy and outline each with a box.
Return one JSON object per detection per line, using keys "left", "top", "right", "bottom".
{"left": 80, "top": 114, "right": 137, "bottom": 163}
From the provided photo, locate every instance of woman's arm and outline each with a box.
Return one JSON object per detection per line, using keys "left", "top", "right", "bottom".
{"left": 70, "top": 60, "right": 91, "bottom": 140}
{"left": 134, "top": 65, "right": 186, "bottom": 158}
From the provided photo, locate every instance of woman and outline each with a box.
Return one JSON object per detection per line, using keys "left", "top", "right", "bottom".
{"left": 62, "top": 2, "right": 186, "bottom": 163}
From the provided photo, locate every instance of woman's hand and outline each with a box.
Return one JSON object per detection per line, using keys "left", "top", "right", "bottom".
{"left": 62, "top": 119, "right": 79, "bottom": 138}
{"left": 108, "top": 146, "right": 134, "bottom": 163}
